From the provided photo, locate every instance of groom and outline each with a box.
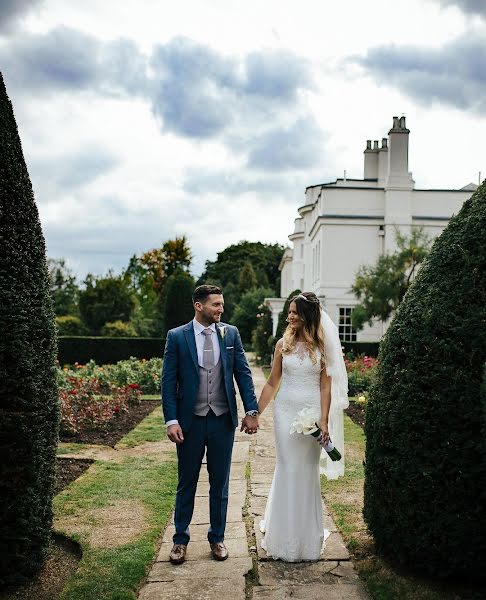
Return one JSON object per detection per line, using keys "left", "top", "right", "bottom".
{"left": 162, "top": 284, "right": 259, "bottom": 564}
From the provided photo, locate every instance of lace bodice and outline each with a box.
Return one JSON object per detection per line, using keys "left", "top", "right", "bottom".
{"left": 277, "top": 343, "right": 322, "bottom": 413}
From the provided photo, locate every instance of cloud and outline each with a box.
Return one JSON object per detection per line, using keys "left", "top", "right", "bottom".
{"left": 247, "top": 117, "right": 324, "bottom": 170}
{"left": 30, "top": 145, "right": 119, "bottom": 193}
{"left": 0, "top": 26, "right": 148, "bottom": 97}
{"left": 149, "top": 37, "right": 313, "bottom": 140}
{"left": 353, "top": 32, "right": 486, "bottom": 113}
{"left": 436, "top": 0, "right": 486, "bottom": 17}
{"left": 0, "top": 0, "right": 43, "bottom": 33}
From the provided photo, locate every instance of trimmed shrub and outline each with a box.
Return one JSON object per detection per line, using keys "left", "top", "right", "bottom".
{"left": 342, "top": 341, "right": 380, "bottom": 358}
{"left": 56, "top": 315, "right": 88, "bottom": 336}
{"left": 164, "top": 270, "right": 195, "bottom": 333}
{"left": 232, "top": 287, "right": 274, "bottom": 345}
{"left": 101, "top": 320, "right": 138, "bottom": 337}
{"left": 58, "top": 336, "right": 165, "bottom": 366}
{"left": 364, "top": 183, "right": 486, "bottom": 579}
{"left": 0, "top": 73, "right": 60, "bottom": 584}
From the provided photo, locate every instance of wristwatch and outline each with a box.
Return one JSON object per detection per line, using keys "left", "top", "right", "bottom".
{"left": 246, "top": 410, "right": 260, "bottom": 417}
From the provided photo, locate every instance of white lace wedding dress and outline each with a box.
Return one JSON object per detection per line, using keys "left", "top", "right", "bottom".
{"left": 260, "top": 343, "right": 330, "bottom": 562}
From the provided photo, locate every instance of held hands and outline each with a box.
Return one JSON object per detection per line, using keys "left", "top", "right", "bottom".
{"left": 167, "top": 423, "right": 184, "bottom": 444}
{"left": 240, "top": 415, "right": 259, "bottom": 435}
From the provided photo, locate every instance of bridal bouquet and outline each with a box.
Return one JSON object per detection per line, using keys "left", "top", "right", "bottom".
{"left": 289, "top": 407, "right": 342, "bottom": 461}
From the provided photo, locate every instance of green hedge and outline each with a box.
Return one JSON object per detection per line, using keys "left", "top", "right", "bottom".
{"left": 341, "top": 341, "right": 379, "bottom": 357}
{"left": 364, "top": 182, "right": 486, "bottom": 580}
{"left": 0, "top": 72, "right": 59, "bottom": 585}
{"left": 58, "top": 336, "right": 165, "bottom": 366}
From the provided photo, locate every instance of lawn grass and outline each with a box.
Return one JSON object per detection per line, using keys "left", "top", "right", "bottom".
{"left": 57, "top": 443, "right": 88, "bottom": 455}
{"left": 54, "top": 410, "right": 177, "bottom": 600}
{"left": 140, "top": 394, "right": 160, "bottom": 401}
{"left": 116, "top": 407, "right": 167, "bottom": 449}
{"left": 322, "top": 413, "right": 484, "bottom": 600}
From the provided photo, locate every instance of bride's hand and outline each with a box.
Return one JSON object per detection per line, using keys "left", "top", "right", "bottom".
{"left": 319, "top": 421, "right": 330, "bottom": 444}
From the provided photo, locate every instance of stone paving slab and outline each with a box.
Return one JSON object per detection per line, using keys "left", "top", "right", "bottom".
{"left": 157, "top": 536, "right": 249, "bottom": 561}
{"left": 170, "top": 502, "right": 242, "bottom": 525}
{"left": 250, "top": 482, "right": 271, "bottom": 496}
{"left": 162, "top": 521, "right": 246, "bottom": 543}
{"left": 139, "top": 577, "right": 246, "bottom": 600}
{"left": 253, "top": 584, "right": 369, "bottom": 600}
{"left": 147, "top": 556, "right": 252, "bottom": 581}
{"left": 258, "top": 560, "right": 340, "bottom": 585}
{"left": 250, "top": 472, "right": 274, "bottom": 484}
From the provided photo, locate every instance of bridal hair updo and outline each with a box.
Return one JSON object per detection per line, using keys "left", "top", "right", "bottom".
{"left": 281, "top": 291, "right": 326, "bottom": 367}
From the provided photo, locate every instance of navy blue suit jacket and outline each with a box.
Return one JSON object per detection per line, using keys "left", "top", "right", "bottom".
{"left": 161, "top": 321, "right": 258, "bottom": 432}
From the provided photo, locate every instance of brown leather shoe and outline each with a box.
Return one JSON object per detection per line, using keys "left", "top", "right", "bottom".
{"left": 210, "top": 541, "right": 229, "bottom": 561}
{"left": 169, "top": 543, "right": 187, "bottom": 564}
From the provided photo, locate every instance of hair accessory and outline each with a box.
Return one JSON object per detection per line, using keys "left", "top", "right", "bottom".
{"left": 297, "top": 294, "right": 308, "bottom": 301}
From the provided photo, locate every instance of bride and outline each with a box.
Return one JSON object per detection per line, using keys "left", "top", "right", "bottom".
{"left": 257, "top": 292, "right": 348, "bottom": 562}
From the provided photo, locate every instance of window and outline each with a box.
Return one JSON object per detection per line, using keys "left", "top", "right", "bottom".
{"left": 339, "top": 307, "right": 357, "bottom": 341}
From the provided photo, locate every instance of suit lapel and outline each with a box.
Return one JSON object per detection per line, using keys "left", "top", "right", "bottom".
{"left": 216, "top": 324, "right": 228, "bottom": 372}
{"left": 183, "top": 322, "right": 199, "bottom": 374}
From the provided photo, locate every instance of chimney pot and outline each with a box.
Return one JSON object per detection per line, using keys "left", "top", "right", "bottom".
{"left": 393, "top": 116, "right": 399, "bottom": 128}
{"left": 382, "top": 137, "right": 388, "bottom": 148}
{"left": 366, "top": 140, "right": 372, "bottom": 150}
{"left": 373, "top": 140, "right": 379, "bottom": 149}
{"left": 400, "top": 116, "right": 406, "bottom": 128}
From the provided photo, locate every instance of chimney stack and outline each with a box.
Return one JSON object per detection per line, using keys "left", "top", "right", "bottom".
{"left": 364, "top": 138, "right": 379, "bottom": 180}
{"left": 386, "top": 116, "right": 413, "bottom": 189}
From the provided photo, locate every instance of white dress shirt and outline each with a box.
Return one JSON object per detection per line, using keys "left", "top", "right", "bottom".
{"left": 165, "top": 319, "right": 221, "bottom": 427}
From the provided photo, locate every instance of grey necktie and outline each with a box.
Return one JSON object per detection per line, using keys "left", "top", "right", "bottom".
{"left": 201, "top": 328, "right": 215, "bottom": 369}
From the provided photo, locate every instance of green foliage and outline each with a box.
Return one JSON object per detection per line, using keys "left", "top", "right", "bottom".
{"left": 252, "top": 304, "right": 274, "bottom": 365}
{"left": 275, "top": 288, "right": 301, "bottom": 340}
{"left": 238, "top": 260, "right": 258, "bottom": 294}
{"left": 58, "top": 337, "right": 165, "bottom": 366}
{"left": 101, "top": 320, "right": 138, "bottom": 337}
{"left": 199, "top": 240, "right": 284, "bottom": 296}
{"left": 0, "top": 72, "right": 59, "bottom": 584}
{"left": 351, "top": 227, "right": 432, "bottom": 330}
{"left": 56, "top": 315, "right": 88, "bottom": 336}
{"left": 364, "top": 184, "right": 486, "bottom": 579}
{"left": 79, "top": 273, "right": 136, "bottom": 335}
{"left": 345, "top": 355, "right": 378, "bottom": 396}
{"left": 164, "top": 269, "right": 195, "bottom": 333}
{"left": 48, "top": 258, "right": 80, "bottom": 316}
{"left": 232, "top": 287, "right": 274, "bottom": 345}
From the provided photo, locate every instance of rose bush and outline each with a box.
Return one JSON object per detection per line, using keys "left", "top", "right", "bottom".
{"left": 345, "top": 355, "right": 377, "bottom": 396}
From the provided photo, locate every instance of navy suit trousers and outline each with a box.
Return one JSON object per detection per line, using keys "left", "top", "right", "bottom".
{"left": 173, "top": 409, "right": 235, "bottom": 545}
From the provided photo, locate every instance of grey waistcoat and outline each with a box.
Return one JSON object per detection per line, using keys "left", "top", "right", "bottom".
{"left": 193, "top": 357, "right": 229, "bottom": 416}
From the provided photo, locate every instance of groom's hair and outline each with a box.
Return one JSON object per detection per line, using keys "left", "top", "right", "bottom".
{"left": 193, "top": 284, "right": 223, "bottom": 304}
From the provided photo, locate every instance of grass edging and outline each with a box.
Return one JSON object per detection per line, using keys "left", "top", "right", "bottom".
{"left": 54, "top": 409, "right": 177, "bottom": 600}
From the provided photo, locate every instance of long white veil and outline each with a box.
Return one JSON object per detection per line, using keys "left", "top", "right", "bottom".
{"left": 320, "top": 309, "right": 349, "bottom": 479}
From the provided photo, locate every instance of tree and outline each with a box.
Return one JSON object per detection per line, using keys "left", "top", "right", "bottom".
{"left": 364, "top": 183, "right": 486, "bottom": 579}
{"left": 101, "top": 320, "right": 138, "bottom": 337}
{"left": 232, "top": 287, "right": 274, "bottom": 346}
{"left": 351, "top": 228, "right": 432, "bottom": 330}
{"left": 47, "top": 258, "right": 80, "bottom": 316}
{"left": 275, "top": 289, "right": 301, "bottom": 340}
{"left": 199, "top": 241, "right": 284, "bottom": 297}
{"left": 238, "top": 260, "right": 258, "bottom": 295}
{"left": 78, "top": 273, "right": 136, "bottom": 335}
{"left": 164, "top": 270, "right": 195, "bottom": 333}
{"left": 162, "top": 235, "right": 192, "bottom": 278}
{"left": 0, "top": 72, "right": 59, "bottom": 584}
{"left": 252, "top": 304, "right": 274, "bottom": 365}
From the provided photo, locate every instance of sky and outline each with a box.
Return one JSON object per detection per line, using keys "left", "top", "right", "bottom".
{"left": 1, "top": 0, "right": 485, "bottom": 280}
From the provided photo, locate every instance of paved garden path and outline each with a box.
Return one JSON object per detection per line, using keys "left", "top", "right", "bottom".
{"left": 138, "top": 364, "right": 369, "bottom": 600}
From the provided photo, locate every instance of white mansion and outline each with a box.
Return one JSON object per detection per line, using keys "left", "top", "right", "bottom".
{"left": 266, "top": 116, "right": 477, "bottom": 342}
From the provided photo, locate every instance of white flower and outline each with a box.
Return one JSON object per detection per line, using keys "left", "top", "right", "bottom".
{"left": 289, "top": 406, "right": 321, "bottom": 436}
{"left": 218, "top": 325, "right": 227, "bottom": 339}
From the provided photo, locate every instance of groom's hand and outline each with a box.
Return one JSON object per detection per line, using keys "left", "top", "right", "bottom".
{"left": 240, "top": 415, "right": 259, "bottom": 434}
{"left": 167, "top": 424, "right": 184, "bottom": 444}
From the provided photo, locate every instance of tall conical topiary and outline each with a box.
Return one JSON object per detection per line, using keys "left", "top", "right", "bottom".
{"left": 0, "top": 72, "right": 59, "bottom": 584}
{"left": 364, "top": 183, "right": 486, "bottom": 579}
{"left": 164, "top": 269, "right": 195, "bottom": 333}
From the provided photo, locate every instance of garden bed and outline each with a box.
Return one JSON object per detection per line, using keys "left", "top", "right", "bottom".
{"left": 59, "top": 399, "right": 159, "bottom": 447}
{"left": 345, "top": 400, "right": 366, "bottom": 428}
